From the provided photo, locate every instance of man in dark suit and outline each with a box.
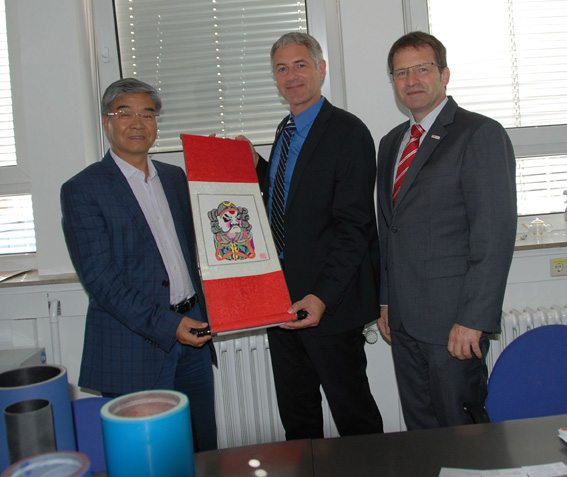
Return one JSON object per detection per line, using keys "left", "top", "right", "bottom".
{"left": 376, "top": 32, "right": 517, "bottom": 429}
{"left": 61, "top": 78, "right": 217, "bottom": 451}
{"left": 240, "top": 32, "right": 383, "bottom": 439}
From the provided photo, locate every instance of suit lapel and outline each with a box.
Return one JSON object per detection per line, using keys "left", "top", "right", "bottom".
{"left": 102, "top": 153, "right": 162, "bottom": 258}
{"left": 285, "top": 99, "right": 332, "bottom": 214}
{"left": 394, "top": 98, "right": 457, "bottom": 208}
{"left": 380, "top": 124, "right": 407, "bottom": 217}
{"left": 156, "top": 163, "right": 193, "bottom": 268}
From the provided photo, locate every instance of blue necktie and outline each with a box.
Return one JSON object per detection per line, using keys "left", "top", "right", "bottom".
{"left": 271, "top": 117, "right": 296, "bottom": 255}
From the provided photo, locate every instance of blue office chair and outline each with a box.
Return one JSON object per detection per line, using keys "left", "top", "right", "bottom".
{"left": 483, "top": 324, "right": 567, "bottom": 422}
{"left": 71, "top": 396, "right": 112, "bottom": 473}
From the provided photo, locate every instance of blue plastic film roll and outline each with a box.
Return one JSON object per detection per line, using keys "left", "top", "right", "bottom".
{"left": 1, "top": 451, "right": 91, "bottom": 477}
{"left": 101, "top": 390, "right": 195, "bottom": 477}
{"left": 0, "top": 365, "right": 76, "bottom": 471}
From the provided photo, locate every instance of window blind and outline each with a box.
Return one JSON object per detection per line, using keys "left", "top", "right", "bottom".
{"left": 516, "top": 154, "right": 567, "bottom": 215}
{"left": 0, "top": 0, "right": 36, "bottom": 255}
{"left": 428, "top": 0, "right": 567, "bottom": 129}
{"left": 0, "top": 194, "right": 36, "bottom": 254}
{"left": 0, "top": 0, "right": 16, "bottom": 167}
{"left": 428, "top": 0, "right": 567, "bottom": 215}
{"left": 114, "top": 0, "right": 307, "bottom": 153}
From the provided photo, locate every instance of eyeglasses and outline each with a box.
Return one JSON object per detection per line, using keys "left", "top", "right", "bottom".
{"left": 106, "top": 110, "right": 159, "bottom": 122}
{"left": 390, "top": 63, "right": 444, "bottom": 81}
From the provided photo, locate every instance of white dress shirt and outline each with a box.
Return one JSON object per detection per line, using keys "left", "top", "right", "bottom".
{"left": 111, "top": 150, "right": 195, "bottom": 304}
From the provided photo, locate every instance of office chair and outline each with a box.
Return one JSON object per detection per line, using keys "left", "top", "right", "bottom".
{"left": 71, "top": 396, "right": 112, "bottom": 473}
{"left": 466, "top": 324, "right": 567, "bottom": 423}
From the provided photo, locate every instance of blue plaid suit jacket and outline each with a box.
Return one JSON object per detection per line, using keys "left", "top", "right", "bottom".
{"left": 61, "top": 152, "right": 204, "bottom": 394}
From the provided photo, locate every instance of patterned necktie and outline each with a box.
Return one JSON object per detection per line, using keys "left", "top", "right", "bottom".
{"left": 392, "top": 124, "right": 424, "bottom": 205}
{"left": 271, "top": 117, "right": 296, "bottom": 255}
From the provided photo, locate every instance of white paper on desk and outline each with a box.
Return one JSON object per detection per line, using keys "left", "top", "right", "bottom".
{"left": 522, "top": 462, "right": 567, "bottom": 477}
{"left": 439, "top": 463, "right": 567, "bottom": 477}
{"left": 439, "top": 469, "right": 484, "bottom": 477}
{"left": 439, "top": 469, "right": 527, "bottom": 477}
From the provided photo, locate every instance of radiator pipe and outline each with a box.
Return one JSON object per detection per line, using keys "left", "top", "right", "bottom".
{"left": 49, "top": 300, "right": 62, "bottom": 365}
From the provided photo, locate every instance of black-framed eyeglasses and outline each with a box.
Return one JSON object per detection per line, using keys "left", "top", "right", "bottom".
{"left": 390, "top": 63, "right": 444, "bottom": 81}
{"left": 106, "top": 110, "right": 159, "bottom": 122}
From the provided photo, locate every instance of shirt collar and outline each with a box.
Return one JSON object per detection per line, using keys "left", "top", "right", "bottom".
{"left": 109, "top": 149, "right": 157, "bottom": 180}
{"left": 410, "top": 96, "right": 449, "bottom": 132}
{"left": 290, "top": 96, "right": 325, "bottom": 132}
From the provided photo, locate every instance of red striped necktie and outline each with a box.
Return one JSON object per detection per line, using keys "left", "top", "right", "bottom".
{"left": 392, "top": 124, "right": 424, "bottom": 205}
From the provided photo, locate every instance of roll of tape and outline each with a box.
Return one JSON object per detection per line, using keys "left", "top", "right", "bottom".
{"left": 0, "top": 365, "right": 76, "bottom": 471}
{"left": 1, "top": 451, "right": 91, "bottom": 477}
{"left": 101, "top": 390, "right": 195, "bottom": 477}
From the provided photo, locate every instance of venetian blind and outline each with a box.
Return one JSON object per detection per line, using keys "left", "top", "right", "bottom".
{"left": 0, "top": 0, "right": 36, "bottom": 254}
{"left": 0, "top": 0, "right": 15, "bottom": 167}
{"left": 114, "top": 0, "right": 307, "bottom": 153}
{"left": 428, "top": 0, "right": 567, "bottom": 215}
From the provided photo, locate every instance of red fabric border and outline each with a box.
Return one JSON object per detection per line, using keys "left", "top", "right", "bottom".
{"left": 203, "top": 271, "right": 291, "bottom": 333}
{"left": 182, "top": 134, "right": 258, "bottom": 183}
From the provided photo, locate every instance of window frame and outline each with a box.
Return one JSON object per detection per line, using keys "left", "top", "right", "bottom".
{"left": 91, "top": 0, "right": 345, "bottom": 166}
{"left": 0, "top": 0, "right": 36, "bottom": 268}
{"left": 0, "top": 0, "right": 30, "bottom": 194}
{"left": 402, "top": 0, "right": 567, "bottom": 220}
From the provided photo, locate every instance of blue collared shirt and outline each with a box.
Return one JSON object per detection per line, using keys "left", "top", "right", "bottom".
{"left": 268, "top": 97, "right": 325, "bottom": 220}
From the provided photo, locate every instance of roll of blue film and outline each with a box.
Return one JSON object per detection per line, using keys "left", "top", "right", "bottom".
{"left": 1, "top": 451, "right": 91, "bottom": 477}
{"left": 0, "top": 365, "right": 76, "bottom": 471}
{"left": 101, "top": 390, "right": 195, "bottom": 477}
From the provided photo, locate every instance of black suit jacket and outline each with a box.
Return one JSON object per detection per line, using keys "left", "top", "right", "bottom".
{"left": 377, "top": 97, "right": 517, "bottom": 345}
{"left": 258, "top": 99, "right": 380, "bottom": 336}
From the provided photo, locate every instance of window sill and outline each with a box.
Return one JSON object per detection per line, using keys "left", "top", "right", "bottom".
{"left": 514, "top": 231, "right": 567, "bottom": 251}
{"left": 0, "top": 269, "right": 79, "bottom": 288}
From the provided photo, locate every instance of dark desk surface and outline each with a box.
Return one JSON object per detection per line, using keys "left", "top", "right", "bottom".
{"left": 195, "top": 415, "right": 567, "bottom": 477}
{"left": 195, "top": 439, "right": 313, "bottom": 476}
{"left": 312, "top": 414, "right": 567, "bottom": 477}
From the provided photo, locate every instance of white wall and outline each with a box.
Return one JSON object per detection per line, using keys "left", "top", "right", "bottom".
{"left": 8, "top": 0, "right": 101, "bottom": 276}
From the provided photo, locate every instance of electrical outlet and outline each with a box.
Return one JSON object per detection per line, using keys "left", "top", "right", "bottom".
{"left": 550, "top": 258, "right": 567, "bottom": 277}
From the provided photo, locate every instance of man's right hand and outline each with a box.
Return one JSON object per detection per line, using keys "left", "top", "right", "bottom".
{"left": 175, "top": 316, "right": 212, "bottom": 347}
{"left": 377, "top": 305, "right": 391, "bottom": 343}
{"left": 235, "top": 135, "right": 259, "bottom": 167}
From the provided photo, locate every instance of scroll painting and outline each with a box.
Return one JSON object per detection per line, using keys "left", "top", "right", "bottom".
{"left": 182, "top": 134, "right": 291, "bottom": 334}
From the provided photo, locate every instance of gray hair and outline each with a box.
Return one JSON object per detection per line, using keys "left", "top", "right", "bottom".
{"left": 270, "top": 32, "right": 324, "bottom": 69}
{"left": 101, "top": 78, "right": 162, "bottom": 115}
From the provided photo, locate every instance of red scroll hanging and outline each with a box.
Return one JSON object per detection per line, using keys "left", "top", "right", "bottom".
{"left": 182, "top": 134, "right": 291, "bottom": 334}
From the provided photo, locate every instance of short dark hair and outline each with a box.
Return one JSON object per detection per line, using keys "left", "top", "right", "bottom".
{"left": 101, "top": 78, "right": 162, "bottom": 115}
{"left": 387, "top": 31, "right": 447, "bottom": 74}
{"left": 270, "top": 32, "right": 324, "bottom": 70}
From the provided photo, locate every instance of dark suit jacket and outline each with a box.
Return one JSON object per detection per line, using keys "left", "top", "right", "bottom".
{"left": 61, "top": 152, "right": 205, "bottom": 394}
{"left": 258, "top": 99, "right": 380, "bottom": 336}
{"left": 377, "top": 97, "right": 517, "bottom": 345}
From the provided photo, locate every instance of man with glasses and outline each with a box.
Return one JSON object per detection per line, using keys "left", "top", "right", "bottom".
{"left": 376, "top": 32, "right": 517, "bottom": 429}
{"left": 61, "top": 78, "right": 217, "bottom": 451}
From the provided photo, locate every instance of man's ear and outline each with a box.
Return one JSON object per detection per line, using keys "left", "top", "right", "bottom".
{"left": 318, "top": 59, "right": 327, "bottom": 82}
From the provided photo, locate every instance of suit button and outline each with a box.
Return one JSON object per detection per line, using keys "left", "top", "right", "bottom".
{"left": 391, "top": 226, "right": 399, "bottom": 233}
{"left": 162, "top": 280, "right": 170, "bottom": 287}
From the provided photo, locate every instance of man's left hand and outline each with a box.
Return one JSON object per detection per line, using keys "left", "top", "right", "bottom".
{"left": 280, "top": 294, "right": 326, "bottom": 330}
{"left": 447, "top": 323, "right": 483, "bottom": 360}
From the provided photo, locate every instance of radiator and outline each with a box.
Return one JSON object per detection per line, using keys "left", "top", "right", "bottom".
{"left": 487, "top": 305, "right": 567, "bottom": 374}
{"left": 212, "top": 330, "right": 339, "bottom": 449}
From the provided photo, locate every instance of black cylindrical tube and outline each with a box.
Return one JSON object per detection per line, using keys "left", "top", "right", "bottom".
{"left": 4, "top": 398, "right": 56, "bottom": 463}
